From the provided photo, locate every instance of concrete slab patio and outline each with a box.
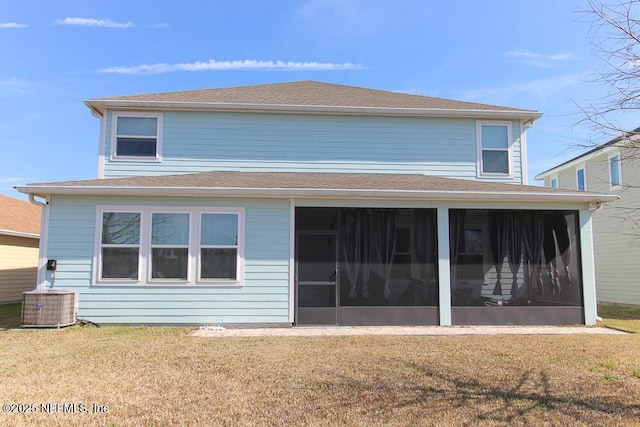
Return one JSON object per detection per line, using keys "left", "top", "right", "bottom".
{"left": 189, "top": 325, "right": 628, "bottom": 337}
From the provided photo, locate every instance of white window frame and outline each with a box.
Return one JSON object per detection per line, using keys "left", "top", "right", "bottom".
{"left": 95, "top": 209, "right": 143, "bottom": 284}
{"left": 110, "top": 112, "right": 163, "bottom": 162}
{"left": 149, "top": 211, "right": 192, "bottom": 283}
{"left": 476, "top": 121, "right": 513, "bottom": 178}
{"left": 576, "top": 165, "right": 587, "bottom": 191}
{"left": 93, "top": 206, "right": 244, "bottom": 286}
{"left": 198, "top": 212, "right": 241, "bottom": 282}
{"left": 608, "top": 152, "right": 623, "bottom": 190}
{"left": 550, "top": 175, "right": 558, "bottom": 189}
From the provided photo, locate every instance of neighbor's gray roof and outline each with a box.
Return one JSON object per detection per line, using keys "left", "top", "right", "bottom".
{"left": 17, "top": 171, "right": 617, "bottom": 205}
{"left": 84, "top": 81, "right": 542, "bottom": 121}
{"left": 536, "top": 126, "right": 640, "bottom": 179}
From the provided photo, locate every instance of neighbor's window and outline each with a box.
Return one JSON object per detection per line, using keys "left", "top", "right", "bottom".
{"left": 100, "top": 212, "right": 141, "bottom": 280}
{"left": 200, "top": 214, "right": 239, "bottom": 280}
{"left": 478, "top": 122, "right": 511, "bottom": 176}
{"left": 609, "top": 155, "right": 621, "bottom": 187}
{"left": 113, "top": 114, "right": 161, "bottom": 159}
{"left": 577, "top": 167, "right": 586, "bottom": 191}
{"left": 550, "top": 177, "right": 558, "bottom": 188}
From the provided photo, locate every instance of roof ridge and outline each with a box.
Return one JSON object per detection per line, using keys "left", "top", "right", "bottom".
{"left": 84, "top": 80, "right": 540, "bottom": 115}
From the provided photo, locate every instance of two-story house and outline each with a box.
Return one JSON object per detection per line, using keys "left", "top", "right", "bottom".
{"left": 536, "top": 129, "right": 640, "bottom": 307}
{"left": 17, "top": 81, "right": 617, "bottom": 326}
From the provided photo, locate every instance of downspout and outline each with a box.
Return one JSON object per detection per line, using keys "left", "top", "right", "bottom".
{"left": 28, "top": 194, "right": 50, "bottom": 289}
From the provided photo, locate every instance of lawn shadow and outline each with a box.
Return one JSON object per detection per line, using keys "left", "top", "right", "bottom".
{"left": 312, "top": 360, "right": 640, "bottom": 424}
{"left": 0, "top": 302, "right": 22, "bottom": 330}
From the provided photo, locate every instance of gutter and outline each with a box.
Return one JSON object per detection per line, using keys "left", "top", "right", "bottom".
{"left": 15, "top": 184, "right": 619, "bottom": 204}
{"left": 0, "top": 229, "right": 39, "bottom": 239}
{"left": 84, "top": 100, "right": 543, "bottom": 122}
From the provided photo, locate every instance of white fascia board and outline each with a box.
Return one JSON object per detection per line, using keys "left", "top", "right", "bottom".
{"left": 84, "top": 100, "right": 543, "bottom": 122}
{"left": 535, "top": 145, "right": 620, "bottom": 180}
{"left": 15, "top": 184, "right": 619, "bottom": 204}
{"left": 0, "top": 229, "right": 39, "bottom": 239}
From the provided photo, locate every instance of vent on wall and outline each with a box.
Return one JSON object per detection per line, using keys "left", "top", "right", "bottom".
{"left": 21, "top": 289, "right": 76, "bottom": 328}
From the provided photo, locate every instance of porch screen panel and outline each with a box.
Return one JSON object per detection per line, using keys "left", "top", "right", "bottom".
{"left": 451, "top": 209, "right": 582, "bottom": 308}
{"left": 339, "top": 208, "right": 438, "bottom": 307}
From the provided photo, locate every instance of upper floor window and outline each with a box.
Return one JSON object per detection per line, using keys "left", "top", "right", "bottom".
{"left": 576, "top": 166, "right": 586, "bottom": 191}
{"left": 609, "top": 154, "right": 622, "bottom": 187}
{"left": 112, "top": 113, "right": 162, "bottom": 160}
{"left": 477, "top": 121, "right": 512, "bottom": 177}
{"left": 550, "top": 176, "right": 558, "bottom": 188}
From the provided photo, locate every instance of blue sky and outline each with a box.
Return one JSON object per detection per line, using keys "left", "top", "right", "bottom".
{"left": 1, "top": 0, "right": 638, "bottom": 198}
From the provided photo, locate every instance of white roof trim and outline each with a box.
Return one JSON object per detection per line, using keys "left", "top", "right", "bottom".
{"left": 536, "top": 144, "right": 621, "bottom": 180}
{"left": 16, "top": 184, "right": 619, "bottom": 204}
{"left": 84, "top": 100, "right": 543, "bottom": 121}
{"left": 0, "top": 229, "right": 39, "bottom": 239}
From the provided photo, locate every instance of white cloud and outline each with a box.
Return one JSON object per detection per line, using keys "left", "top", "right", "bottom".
{"left": 0, "top": 177, "right": 32, "bottom": 183}
{"left": 506, "top": 50, "right": 576, "bottom": 68}
{"left": 458, "top": 73, "right": 586, "bottom": 106}
{"left": 0, "top": 78, "right": 31, "bottom": 94}
{"left": 54, "top": 17, "right": 134, "bottom": 28}
{"left": 0, "top": 22, "right": 28, "bottom": 28}
{"left": 99, "top": 59, "right": 363, "bottom": 75}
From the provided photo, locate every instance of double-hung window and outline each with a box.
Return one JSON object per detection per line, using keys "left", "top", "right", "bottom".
{"left": 200, "top": 214, "right": 239, "bottom": 280}
{"left": 96, "top": 207, "right": 243, "bottom": 285}
{"left": 477, "top": 121, "right": 512, "bottom": 176}
{"left": 151, "top": 213, "right": 190, "bottom": 280}
{"left": 100, "top": 212, "right": 141, "bottom": 280}
{"left": 609, "top": 154, "right": 622, "bottom": 188}
{"left": 112, "top": 113, "right": 162, "bottom": 160}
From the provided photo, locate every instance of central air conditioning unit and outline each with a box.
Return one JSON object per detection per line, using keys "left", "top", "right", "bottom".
{"left": 21, "top": 289, "right": 76, "bottom": 328}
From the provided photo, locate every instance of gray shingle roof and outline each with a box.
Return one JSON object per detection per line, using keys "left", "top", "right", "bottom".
{"left": 18, "top": 171, "right": 617, "bottom": 204}
{"left": 85, "top": 81, "right": 542, "bottom": 119}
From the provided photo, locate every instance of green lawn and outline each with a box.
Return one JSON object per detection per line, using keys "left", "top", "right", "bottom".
{"left": 0, "top": 303, "right": 639, "bottom": 426}
{"left": 598, "top": 303, "right": 640, "bottom": 333}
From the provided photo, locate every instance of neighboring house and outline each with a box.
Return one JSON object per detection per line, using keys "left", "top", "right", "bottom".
{"left": 536, "top": 129, "right": 640, "bottom": 307}
{"left": 17, "top": 81, "right": 617, "bottom": 326}
{"left": 0, "top": 194, "right": 41, "bottom": 303}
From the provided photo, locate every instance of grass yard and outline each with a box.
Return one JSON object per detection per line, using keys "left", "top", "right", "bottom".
{"left": 0, "top": 304, "right": 638, "bottom": 426}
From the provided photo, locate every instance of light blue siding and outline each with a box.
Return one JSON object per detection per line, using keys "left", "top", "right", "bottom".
{"left": 103, "top": 111, "right": 523, "bottom": 183}
{"left": 44, "top": 195, "right": 291, "bottom": 325}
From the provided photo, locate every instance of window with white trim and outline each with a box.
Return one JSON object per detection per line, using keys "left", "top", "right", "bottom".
{"left": 550, "top": 176, "right": 558, "bottom": 188}
{"left": 200, "top": 214, "right": 238, "bottom": 280}
{"left": 151, "top": 213, "right": 190, "bottom": 280}
{"left": 477, "top": 121, "right": 512, "bottom": 176}
{"left": 112, "top": 113, "right": 162, "bottom": 160}
{"left": 100, "top": 212, "right": 141, "bottom": 280}
{"left": 609, "top": 154, "right": 622, "bottom": 187}
{"left": 96, "top": 207, "right": 243, "bottom": 285}
{"left": 576, "top": 167, "right": 586, "bottom": 191}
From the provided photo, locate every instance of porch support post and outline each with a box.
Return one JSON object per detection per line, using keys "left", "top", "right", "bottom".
{"left": 288, "top": 199, "right": 295, "bottom": 325}
{"left": 437, "top": 207, "right": 452, "bottom": 326}
{"left": 579, "top": 209, "right": 597, "bottom": 325}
